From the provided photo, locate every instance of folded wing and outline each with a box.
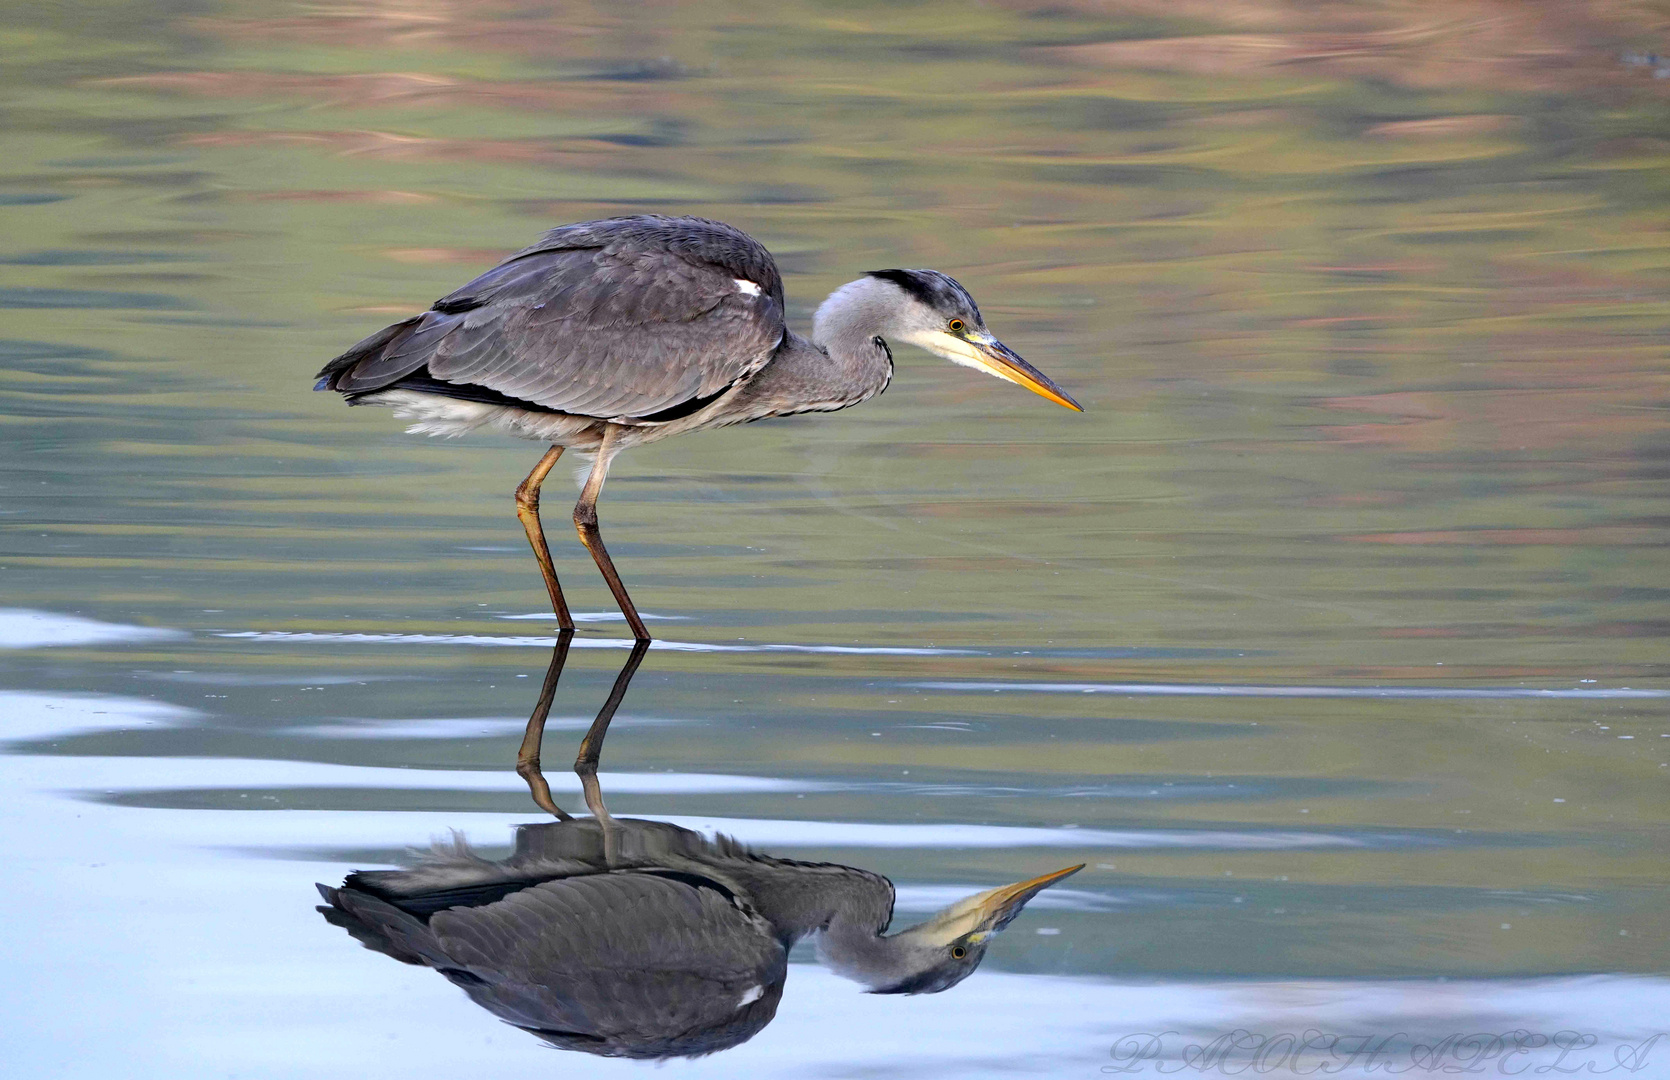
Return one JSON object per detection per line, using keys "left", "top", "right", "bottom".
{"left": 316, "top": 215, "right": 787, "bottom": 423}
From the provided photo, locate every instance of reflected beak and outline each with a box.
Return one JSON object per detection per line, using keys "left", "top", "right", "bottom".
{"left": 903, "top": 863, "right": 1084, "bottom": 946}
{"left": 965, "top": 863, "right": 1085, "bottom": 936}
{"left": 967, "top": 333, "right": 1083, "bottom": 412}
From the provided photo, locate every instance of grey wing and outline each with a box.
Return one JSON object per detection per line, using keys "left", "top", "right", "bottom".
{"left": 317, "top": 216, "right": 786, "bottom": 422}
{"left": 330, "top": 818, "right": 725, "bottom": 908}
{"left": 323, "top": 871, "right": 786, "bottom": 1056}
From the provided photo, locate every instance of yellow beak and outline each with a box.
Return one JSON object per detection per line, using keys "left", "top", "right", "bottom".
{"left": 965, "top": 863, "right": 1085, "bottom": 935}
{"left": 908, "top": 862, "right": 1085, "bottom": 946}
{"left": 968, "top": 334, "right": 1083, "bottom": 412}
{"left": 909, "top": 328, "right": 1084, "bottom": 412}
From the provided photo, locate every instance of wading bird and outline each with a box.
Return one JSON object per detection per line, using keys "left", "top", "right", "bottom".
{"left": 315, "top": 215, "right": 1082, "bottom": 640}
{"left": 319, "top": 813, "right": 1081, "bottom": 1057}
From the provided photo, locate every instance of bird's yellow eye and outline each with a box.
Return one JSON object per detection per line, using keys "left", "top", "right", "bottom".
{"left": 948, "top": 319, "right": 965, "bottom": 333}
{"left": 951, "top": 945, "right": 967, "bottom": 959}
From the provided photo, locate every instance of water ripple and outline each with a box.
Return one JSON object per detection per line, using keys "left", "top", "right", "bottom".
{"left": 913, "top": 680, "right": 1670, "bottom": 699}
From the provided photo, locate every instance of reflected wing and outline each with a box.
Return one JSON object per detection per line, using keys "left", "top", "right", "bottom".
{"left": 320, "top": 870, "right": 786, "bottom": 1058}
{"left": 316, "top": 215, "right": 786, "bottom": 422}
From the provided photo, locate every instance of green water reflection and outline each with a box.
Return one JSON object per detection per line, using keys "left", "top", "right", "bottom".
{"left": 3, "top": 0, "right": 1669, "bottom": 1070}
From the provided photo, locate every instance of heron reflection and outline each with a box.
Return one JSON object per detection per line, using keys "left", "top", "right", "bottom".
{"left": 318, "top": 638, "right": 1080, "bottom": 1058}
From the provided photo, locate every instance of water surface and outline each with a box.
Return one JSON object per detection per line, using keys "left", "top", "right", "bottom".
{"left": 3, "top": 1, "right": 1669, "bottom": 1076}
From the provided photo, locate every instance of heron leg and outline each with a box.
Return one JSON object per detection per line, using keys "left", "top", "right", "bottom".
{"left": 574, "top": 639, "right": 649, "bottom": 830}
{"left": 573, "top": 425, "right": 650, "bottom": 641}
{"left": 574, "top": 639, "right": 650, "bottom": 865}
{"left": 515, "top": 630, "right": 576, "bottom": 820}
{"left": 515, "top": 445, "right": 574, "bottom": 630}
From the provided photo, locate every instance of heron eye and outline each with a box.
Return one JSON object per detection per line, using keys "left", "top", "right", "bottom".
{"left": 947, "top": 319, "right": 965, "bottom": 333}
{"left": 951, "top": 945, "right": 967, "bottom": 959}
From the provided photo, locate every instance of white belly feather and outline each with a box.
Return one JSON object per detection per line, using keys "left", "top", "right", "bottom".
{"left": 360, "top": 389, "right": 601, "bottom": 444}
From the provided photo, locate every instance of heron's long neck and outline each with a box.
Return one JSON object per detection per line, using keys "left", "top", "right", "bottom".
{"left": 721, "top": 856, "right": 938, "bottom": 990}
{"left": 808, "top": 277, "right": 899, "bottom": 395}
{"left": 721, "top": 858, "right": 894, "bottom": 939}
{"left": 746, "top": 860, "right": 924, "bottom": 989}
{"left": 816, "top": 906, "right": 926, "bottom": 988}
{"left": 726, "top": 279, "right": 895, "bottom": 419}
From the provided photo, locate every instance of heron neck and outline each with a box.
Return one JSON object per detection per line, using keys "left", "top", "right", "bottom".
{"left": 718, "top": 857, "right": 895, "bottom": 941}
{"left": 814, "top": 326, "right": 894, "bottom": 404}
{"left": 731, "top": 328, "right": 891, "bottom": 417}
{"left": 817, "top": 906, "right": 938, "bottom": 990}
{"left": 720, "top": 856, "right": 925, "bottom": 989}
{"left": 809, "top": 278, "right": 899, "bottom": 391}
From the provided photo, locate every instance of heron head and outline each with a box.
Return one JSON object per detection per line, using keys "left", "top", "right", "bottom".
{"left": 856, "top": 268, "right": 1082, "bottom": 412}
{"left": 843, "top": 863, "right": 1084, "bottom": 995}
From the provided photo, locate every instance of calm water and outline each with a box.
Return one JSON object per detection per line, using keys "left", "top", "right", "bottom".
{"left": 4, "top": 1, "right": 1670, "bottom": 1075}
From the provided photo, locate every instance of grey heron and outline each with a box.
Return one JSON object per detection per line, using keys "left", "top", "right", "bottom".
{"left": 315, "top": 215, "right": 1081, "bottom": 640}
{"left": 318, "top": 811, "right": 1080, "bottom": 1058}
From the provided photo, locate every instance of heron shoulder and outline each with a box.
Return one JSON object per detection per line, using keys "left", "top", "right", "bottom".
{"left": 507, "top": 214, "right": 785, "bottom": 307}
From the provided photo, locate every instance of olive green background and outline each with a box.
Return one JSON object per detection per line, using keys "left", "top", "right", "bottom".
{"left": 3, "top": 1, "right": 1668, "bottom": 1071}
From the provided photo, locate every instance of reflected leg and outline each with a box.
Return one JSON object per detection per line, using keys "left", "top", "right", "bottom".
{"left": 573, "top": 638, "right": 651, "bottom": 823}
{"left": 515, "top": 444, "right": 574, "bottom": 630}
{"left": 573, "top": 425, "right": 650, "bottom": 641}
{"left": 515, "top": 630, "right": 575, "bottom": 819}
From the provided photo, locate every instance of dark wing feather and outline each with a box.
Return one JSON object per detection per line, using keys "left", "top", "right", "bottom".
{"left": 322, "top": 871, "right": 785, "bottom": 1058}
{"left": 316, "top": 215, "right": 786, "bottom": 422}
